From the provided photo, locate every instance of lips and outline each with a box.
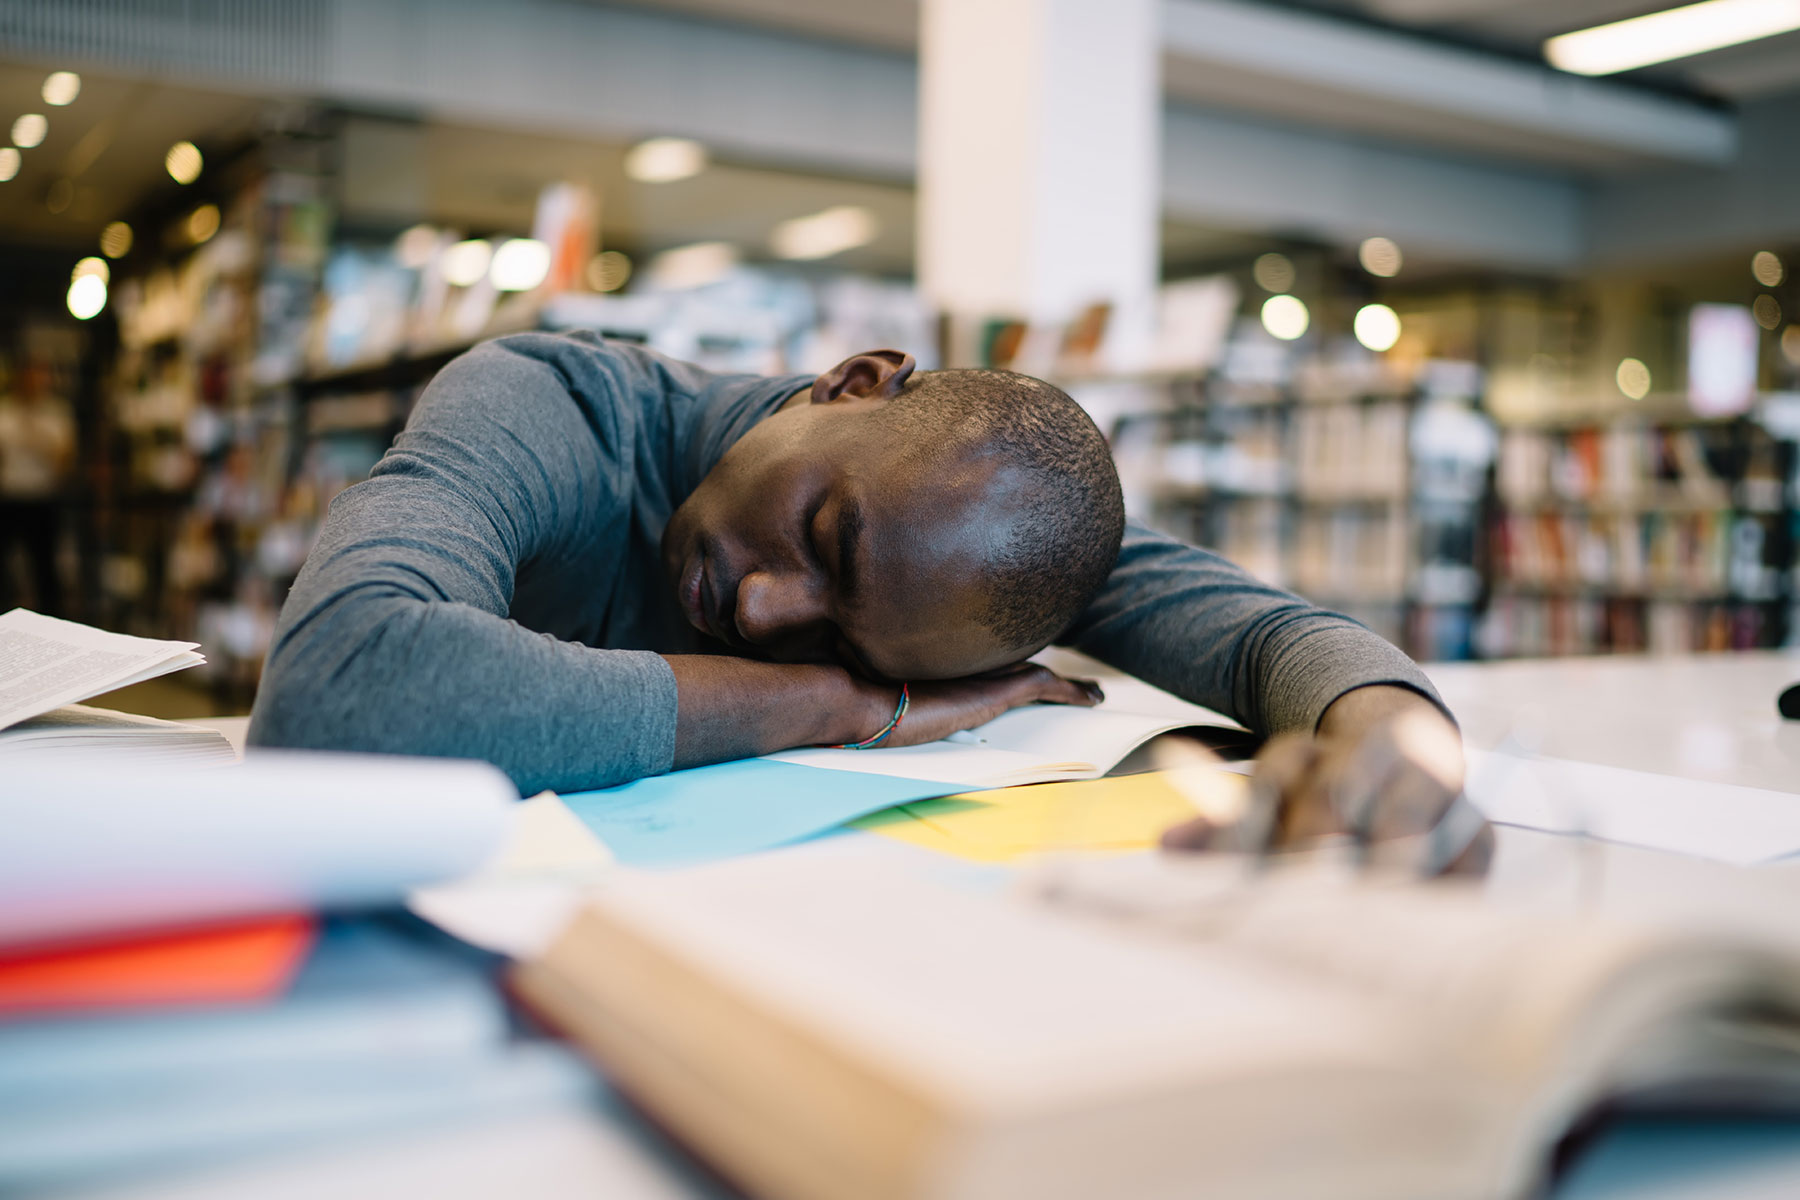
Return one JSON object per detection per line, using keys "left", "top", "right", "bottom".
{"left": 680, "top": 552, "right": 743, "bottom": 647}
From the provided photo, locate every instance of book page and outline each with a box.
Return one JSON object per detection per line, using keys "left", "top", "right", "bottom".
{"left": 0, "top": 609, "right": 203, "bottom": 731}
{"left": 769, "top": 704, "right": 1208, "bottom": 786}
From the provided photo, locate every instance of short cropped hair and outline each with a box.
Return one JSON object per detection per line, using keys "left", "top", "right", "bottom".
{"left": 874, "top": 369, "right": 1125, "bottom": 653}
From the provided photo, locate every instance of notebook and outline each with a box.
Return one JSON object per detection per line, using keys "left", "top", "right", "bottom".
{"left": 516, "top": 839, "right": 1800, "bottom": 1200}
{"left": 561, "top": 682, "right": 1235, "bottom": 868}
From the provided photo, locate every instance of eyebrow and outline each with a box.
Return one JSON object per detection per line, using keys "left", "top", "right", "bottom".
{"left": 836, "top": 495, "right": 865, "bottom": 606}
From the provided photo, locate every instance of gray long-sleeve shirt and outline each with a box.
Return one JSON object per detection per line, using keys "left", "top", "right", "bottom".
{"left": 248, "top": 332, "right": 1444, "bottom": 794}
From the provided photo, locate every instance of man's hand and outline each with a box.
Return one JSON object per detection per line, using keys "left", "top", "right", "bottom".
{"left": 857, "top": 663, "right": 1102, "bottom": 748}
{"left": 1161, "top": 685, "right": 1492, "bottom": 877}
{"left": 663, "top": 654, "right": 1099, "bottom": 769}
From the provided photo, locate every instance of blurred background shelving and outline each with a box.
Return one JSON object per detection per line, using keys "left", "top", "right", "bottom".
{"left": 3, "top": 1, "right": 1800, "bottom": 714}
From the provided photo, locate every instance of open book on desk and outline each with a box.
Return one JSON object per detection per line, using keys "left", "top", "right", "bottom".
{"left": 559, "top": 685, "right": 1236, "bottom": 868}
{"left": 516, "top": 840, "right": 1800, "bottom": 1200}
{"left": 0, "top": 608, "right": 205, "bottom": 732}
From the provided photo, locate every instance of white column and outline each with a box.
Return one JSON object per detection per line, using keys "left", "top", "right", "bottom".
{"left": 918, "top": 0, "right": 1161, "bottom": 367}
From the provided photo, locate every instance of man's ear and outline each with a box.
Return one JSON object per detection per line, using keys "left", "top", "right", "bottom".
{"left": 810, "top": 349, "right": 917, "bottom": 406}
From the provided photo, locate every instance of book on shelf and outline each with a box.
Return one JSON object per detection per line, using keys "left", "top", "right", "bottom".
{"left": 515, "top": 842, "right": 1800, "bottom": 1200}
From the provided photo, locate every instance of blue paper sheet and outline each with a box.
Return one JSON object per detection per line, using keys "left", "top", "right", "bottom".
{"left": 559, "top": 759, "right": 959, "bottom": 868}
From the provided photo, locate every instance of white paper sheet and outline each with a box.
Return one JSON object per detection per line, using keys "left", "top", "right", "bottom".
{"left": 0, "top": 609, "right": 204, "bottom": 731}
{"left": 0, "top": 752, "right": 516, "bottom": 947}
{"left": 1465, "top": 748, "right": 1800, "bottom": 866}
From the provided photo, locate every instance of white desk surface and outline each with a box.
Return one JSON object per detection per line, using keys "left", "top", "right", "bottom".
{"left": 73, "top": 652, "right": 1800, "bottom": 1200}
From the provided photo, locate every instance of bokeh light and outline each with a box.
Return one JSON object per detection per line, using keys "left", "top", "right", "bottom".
{"left": 1353, "top": 302, "right": 1402, "bottom": 351}
{"left": 394, "top": 224, "right": 438, "bottom": 269}
{"left": 442, "top": 239, "right": 493, "bottom": 287}
{"left": 490, "top": 238, "right": 552, "bottom": 291}
{"left": 1753, "top": 294, "right": 1782, "bottom": 330}
{"left": 187, "top": 203, "right": 220, "bottom": 244}
{"left": 99, "top": 220, "right": 133, "bottom": 257}
{"left": 71, "top": 256, "right": 108, "bottom": 283}
{"left": 1359, "top": 236, "right": 1403, "bottom": 277}
{"left": 66, "top": 272, "right": 106, "bottom": 319}
{"left": 1252, "top": 252, "right": 1295, "bottom": 293}
{"left": 1261, "top": 294, "right": 1309, "bottom": 340}
{"left": 770, "top": 206, "right": 877, "bottom": 260}
{"left": 165, "top": 141, "right": 202, "bottom": 184}
{"left": 624, "top": 137, "right": 707, "bottom": 183}
{"left": 1616, "top": 357, "right": 1651, "bottom": 400}
{"left": 12, "top": 113, "right": 47, "bottom": 149}
{"left": 586, "top": 250, "right": 633, "bottom": 292}
{"left": 41, "top": 72, "right": 80, "bottom": 106}
{"left": 1752, "top": 250, "right": 1785, "bottom": 287}
{"left": 0, "top": 147, "right": 18, "bottom": 182}
{"left": 1783, "top": 326, "right": 1800, "bottom": 367}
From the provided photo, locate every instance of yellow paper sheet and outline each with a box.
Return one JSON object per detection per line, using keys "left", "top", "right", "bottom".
{"left": 853, "top": 768, "right": 1249, "bottom": 863}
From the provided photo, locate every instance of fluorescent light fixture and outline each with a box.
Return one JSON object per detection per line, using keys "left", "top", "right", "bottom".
{"left": 1546, "top": 0, "right": 1800, "bottom": 76}
{"left": 442, "top": 239, "right": 493, "bottom": 287}
{"left": 646, "top": 241, "right": 738, "bottom": 291}
{"left": 490, "top": 238, "right": 551, "bottom": 291}
{"left": 41, "top": 71, "right": 80, "bottom": 106}
{"left": 770, "top": 205, "right": 878, "bottom": 261}
{"left": 624, "top": 137, "right": 707, "bottom": 183}
{"left": 66, "top": 273, "right": 106, "bottom": 320}
{"left": 12, "top": 113, "right": 46, "bottom": 149}
{"left": 1260, "top": 294, "right": 1309, "bottom": 341}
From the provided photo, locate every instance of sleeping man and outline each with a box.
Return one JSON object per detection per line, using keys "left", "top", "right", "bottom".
{"left": 249, "top": 334, "right": 1485, "bottom": 869}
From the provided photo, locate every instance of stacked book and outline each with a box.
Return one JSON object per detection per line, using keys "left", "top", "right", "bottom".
{"left": 0, "top": 609, "right": 233, "bottom": 764}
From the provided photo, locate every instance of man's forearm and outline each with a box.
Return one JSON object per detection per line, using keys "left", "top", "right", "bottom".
{"left": 662, "top": 655, "right": 889, "bottom": 769}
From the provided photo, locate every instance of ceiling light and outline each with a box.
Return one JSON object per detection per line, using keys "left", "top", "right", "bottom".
{"left": 165, "top": 141, "right": 202, "bottom": 184}
{"left": 41, "top": 72, "right": 80, "bottom": 106}
{"left": 442, "top": 239, "right": 493, "bottom": 287}
{"left": 1752, "top": 250, "right": 1785, "bottom": 287}
{"left": 100, "top": 221, "right": 133, "bottom": 257}
{"left": 646, "top": 241, "right": 738, "bottom": 291}
{"left": 624, "top": 137, "right": 707, "bottom": 183}
{"left": 0, "top": 148, "right": 17, "bottom": 182}
{"left": 12, "top": 113, "right": 47, "bottom": 149}
{"left": 769, "top": 205, "right": 878, "bottom": 261}
{"left": 1358, "top": 236, "right": 1403, "bottom": 277}
{"left": 394, "top": 224, "right": 439, "bottom": 269}
{"left": 72, "top": 256, "right": 108, "bottom": 283}
{"left": 490, "top": 238, "right": 551, "bottom": 291}
{"left": 66, "top": 273, "right": 106, "bottom": 320}
{"left": 1545, "top": 0, "right": 1800, "bottom": 76}
{"left": 1353, "top": 303, "right": 1402, "bottom": 352}
{"left": 586, "top": 250, "right": 633, "bottom": 292}
{"left": 1261, "top": 294, "right": 1309, "bottom": 341}
{"left": 1616, "top": 357, "right": 1652, "bottom": 400}
{"left": 1252, "top": 252, "right": 1295, "bottom": 292}
{"left": 187, "top": 203, "right": 220, "bottom": 244}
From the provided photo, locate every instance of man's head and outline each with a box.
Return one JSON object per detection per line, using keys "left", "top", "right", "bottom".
{"left": 662, "top": 349, "right": 1125, "bottom": 681}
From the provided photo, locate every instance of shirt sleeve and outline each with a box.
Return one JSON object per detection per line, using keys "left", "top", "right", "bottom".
{"left": 247, "top": 336, "right": 678, "bottom": 795}
{"left": 1058, "top": 520, "right": 1450, "bottom": 735}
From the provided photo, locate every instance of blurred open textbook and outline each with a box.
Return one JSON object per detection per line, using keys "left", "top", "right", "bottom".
{"left": 0, "top": 608, "right": 205, "bottom": 731}
{"left": 517, "top": 842, "right": 1800, "bottom": 1200}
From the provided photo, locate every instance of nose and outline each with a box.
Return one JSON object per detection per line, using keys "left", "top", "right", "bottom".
{"left": 733, "top": 569, "right": 827, "bottom": 648}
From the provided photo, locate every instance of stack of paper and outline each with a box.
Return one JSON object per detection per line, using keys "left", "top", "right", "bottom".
{"left": 0, "top": 704, "right": 235, "bottom": 767}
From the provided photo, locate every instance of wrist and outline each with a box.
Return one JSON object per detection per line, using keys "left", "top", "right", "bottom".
{"left": 816, "top": 667, "right": 895, "bottom": 746}
{"left": 1316, "top": 684, "right": 1452, "bottom": 741}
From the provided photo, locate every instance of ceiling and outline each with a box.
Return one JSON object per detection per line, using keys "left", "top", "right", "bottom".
{"left": 0, "top": 64, "right": 266, "bottom": 252}
{"left": 606, "top": 0, "right": 1800, "bottom": 101}
{"left": 1300, "top": 0, "right": 1800, "bottom": 99}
